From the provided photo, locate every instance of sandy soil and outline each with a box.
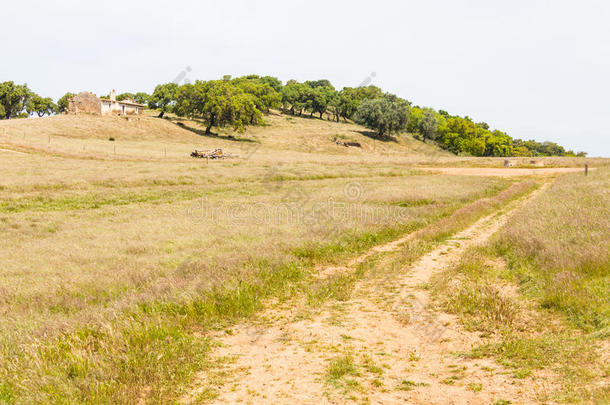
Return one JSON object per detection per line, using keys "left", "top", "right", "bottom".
{"left": 418, "top": 167, "right": 588, "bottom": 177}
{"left": 182, "top": 186, "right": 555, "bottom": 404}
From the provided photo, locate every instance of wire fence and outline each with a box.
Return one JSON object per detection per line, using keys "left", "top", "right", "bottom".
{"left": 0, "top": 125, "right": 225, "bottom": 160}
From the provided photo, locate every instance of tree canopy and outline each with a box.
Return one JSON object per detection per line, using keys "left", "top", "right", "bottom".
{"left": 27, "top": 95, "right": 57, "bottom": 117}
{"left": 354, "top": 94, "right": 411, "bottom": 138}
{"left": 148, "top": 83, "right": 179, "bottom": 117}
{"left": 0, "top": 81, "right": 32, "bottom": 119}
{"left": 175, "top": 80, "right": 262, "bottom": 134}
{"left": 231, "top": 76, "right": 281, "bottom": 113}
{"left": 116, "top": 92, "right": 135, "bottom": 101}
{"left": 117, "top": 92, "right": 150, "bottom": 105}
{"left": 56, "top": 92, "right": 76, "bottom": 114}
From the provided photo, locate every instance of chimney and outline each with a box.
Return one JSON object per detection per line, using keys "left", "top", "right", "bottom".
{"left": 110, "top": 89, "right": 116, "bottom": 101}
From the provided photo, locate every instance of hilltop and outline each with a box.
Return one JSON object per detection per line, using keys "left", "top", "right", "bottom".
{"left": 2, "top": 76, "right": 589, "bottom": 159}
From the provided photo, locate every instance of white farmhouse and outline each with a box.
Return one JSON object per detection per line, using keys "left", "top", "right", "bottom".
{"left": 100, "top": 90, "right": 144, "bottom": 116}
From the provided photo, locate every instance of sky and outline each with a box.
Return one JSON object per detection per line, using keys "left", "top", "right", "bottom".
{"left": 3, "top": 0, "right": 609, "bottom": 156}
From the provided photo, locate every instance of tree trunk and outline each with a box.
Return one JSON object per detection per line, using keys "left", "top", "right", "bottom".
{"left": 205, "top": 115, "right": 215, "bottom": 135}
{"left": 158, "top": 110, "right": 165, "bottom": 118}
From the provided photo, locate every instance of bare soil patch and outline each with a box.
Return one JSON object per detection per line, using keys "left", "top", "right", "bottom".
{"left": 183, "top": 186, "right": 553, "bottom": 404}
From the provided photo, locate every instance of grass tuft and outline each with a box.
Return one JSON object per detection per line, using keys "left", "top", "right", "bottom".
{"left": 327, "top": 353, "right": 358, "bottom": 382}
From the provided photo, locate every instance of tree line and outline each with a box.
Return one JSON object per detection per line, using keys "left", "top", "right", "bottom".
{"left": 0, "top": 78, "right": 586, "bottom": 157}
{"left": 0, "top": 82, "right": 59, "bottom": 119}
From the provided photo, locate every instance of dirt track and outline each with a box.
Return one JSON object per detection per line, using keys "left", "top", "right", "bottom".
{"left": 182, "top": 185, "right": 555, "bottom": 404}
{"left": 418, "top": 167, "right": 587, "bottom": 177}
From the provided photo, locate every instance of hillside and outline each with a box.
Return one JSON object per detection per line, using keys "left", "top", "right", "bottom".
{"left": 0, "top": 111, "right": 452, "bottom": 161}
{"left": 0, "top": 112, "right": 604, "bottom": 169}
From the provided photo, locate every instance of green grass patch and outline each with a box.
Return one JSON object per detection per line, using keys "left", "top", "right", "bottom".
{"left": 327, "top": 353, "right": 359, "bottom": 382}
{"left": 467, "top": 382, "right": 483, "bottom": 392}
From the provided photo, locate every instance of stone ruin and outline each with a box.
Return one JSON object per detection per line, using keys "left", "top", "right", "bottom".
{"left": 67, "top": 92, "right": 102, "bottom": 115}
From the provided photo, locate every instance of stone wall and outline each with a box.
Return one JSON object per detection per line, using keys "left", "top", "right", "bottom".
{"left": 68, "top": 92, "right": 101, "bottom": 115}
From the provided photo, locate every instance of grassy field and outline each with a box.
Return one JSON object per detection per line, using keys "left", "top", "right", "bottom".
{"left": 0, "top": 112, "right": 607, "bottom": 403}
{"left": 432, "top": 167, "right": 610, "bottom": 402}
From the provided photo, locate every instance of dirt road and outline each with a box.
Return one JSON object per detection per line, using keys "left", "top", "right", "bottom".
{"left": 183, "top": 185, "right": 553, "bottom": 404}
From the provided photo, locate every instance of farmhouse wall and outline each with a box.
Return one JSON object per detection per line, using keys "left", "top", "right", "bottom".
{"left": 68, "top": 92, "right": 102, "bottom": 115}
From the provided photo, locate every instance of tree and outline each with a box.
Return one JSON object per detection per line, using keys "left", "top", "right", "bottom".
{"left": 419, "top": 108, "right": 439, "bottom": 142}
{"left": 304, "top": 79, "right": 334, "bottom": 89}
{"left": 134, "top": 92, "right": 150, "bottom": 105}
{"left": 407, "top": 106, "right": 423, "bottom": 134}
{"left": 337, "top": 87, "right": 359, "bottom": 121}
{"left": 259, "top": 76, "right": 283, "bottom": 93}
{"left": 148, "top": 83, "right": 179, "bottom": 118}
{"left": 337, "top": 86, "right": 383, "bottom": 121}
{"left": 511, "top": 138, "right": 571, "bottom": 157}
{"left": 27, "top": 95, "right": 57, "bottom": 117}
{"left": 354, "top": 94, "right": 410, "bottom": 138}
{"left": 437, "top": 116, "right": 481, "bottom": 155}
{"left": 117, "top": 92, "right": 136, "bottom": 101}
{"left": 57, "top": 92, "right": 76, "bottom": 114}
{"left": 175, "top": 80, "right": 263, "bottom": 134}
{"left": 304, "top": 85, "right": 335, "bottom": 119}
{"left": 280, "top": 82, "right": 309, "bottom": 115}
{"left": 0, "top": 81, "right": 31, "bottom": 119}
{"left": 232, "top": 77, "right": 280, "bottom": 113}
{"left": 481, "top": 130, "right": 513, "bottom": 156}
{"left": 328, "top": 91, "right": 341, "bottom": 122}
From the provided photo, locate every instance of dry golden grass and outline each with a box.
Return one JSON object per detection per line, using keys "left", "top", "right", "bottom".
{"left": 4, "top": 110, "right": 603, "bottom": 167}
{"left": 0, "top": 110, "right": 447, "bottom": 161}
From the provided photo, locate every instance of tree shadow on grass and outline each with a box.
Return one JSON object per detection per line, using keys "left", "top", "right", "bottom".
{"left": 356, "top": 130, "right": 398, "bottom": 143}
{"left": 171, "top": 119, "right": 259, "bottom": 143}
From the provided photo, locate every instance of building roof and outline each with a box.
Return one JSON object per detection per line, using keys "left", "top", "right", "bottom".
{"left": 99, "top": 98, "right": 145, "bottom": 107}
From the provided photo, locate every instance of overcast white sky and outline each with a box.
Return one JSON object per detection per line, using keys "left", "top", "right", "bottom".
{"left": 3, "top": 0, "right": 609, "bottom": 155}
